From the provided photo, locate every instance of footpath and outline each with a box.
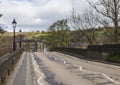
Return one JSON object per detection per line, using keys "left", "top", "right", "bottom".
{"left": 5, "top": 52, "right": 33, "bottom": 85}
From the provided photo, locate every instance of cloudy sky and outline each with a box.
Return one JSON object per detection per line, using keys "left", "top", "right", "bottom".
{"left": 0, "top": 0, "right": 90, "bottom": 32}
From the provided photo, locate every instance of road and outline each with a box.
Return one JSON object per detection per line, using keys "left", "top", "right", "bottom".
{"left": 5, "top": 52, "right": 120, "bottom": 85}
{"left": 31, "top": 52, "right": 120, "bottom": 85}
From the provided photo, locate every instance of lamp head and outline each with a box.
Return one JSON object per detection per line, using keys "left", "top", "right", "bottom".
{"left": 12, "top": 19, "right": 17, "bottom": 28}
{"left": 19, "top": 29, "right": 22, "bottom": 34}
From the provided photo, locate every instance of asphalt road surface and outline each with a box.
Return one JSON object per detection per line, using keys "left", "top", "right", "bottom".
{"left": 5, "top": 52, "right": 120, "bottom": 85}
{"left": 31, "top": 52, "right": 120, "bottom": 85}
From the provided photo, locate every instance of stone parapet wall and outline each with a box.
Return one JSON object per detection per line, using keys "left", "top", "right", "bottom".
{"left": 0, "top": 47, "right": 12, "bottom": 57}
{"left": 53, "top": 44, "right": 120, "bottom": 63}
{"left": 0, "top": 48, "right": 23, "bottom": 85}
{"left": 87, "top": 44, "right": 120, "bottom": 52}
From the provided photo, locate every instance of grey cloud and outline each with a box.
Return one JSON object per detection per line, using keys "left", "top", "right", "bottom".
{"left": 0, "top": 0, "right": 91, "bottom": 32}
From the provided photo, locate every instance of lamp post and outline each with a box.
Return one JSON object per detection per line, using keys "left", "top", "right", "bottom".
{"left": 19, "top": 29, "right": 22, "bottom": 48}
{"left": 12, "top": 19, "right": 17, "bottom": 51}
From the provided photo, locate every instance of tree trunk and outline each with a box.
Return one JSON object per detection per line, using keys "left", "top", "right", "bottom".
{"left": 114, "top": 21, "right": 119, "bottom": 43}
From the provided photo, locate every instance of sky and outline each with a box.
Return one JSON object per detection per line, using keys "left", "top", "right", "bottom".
{"left": 0, "top": 0, "right": 90, "bottom": 32}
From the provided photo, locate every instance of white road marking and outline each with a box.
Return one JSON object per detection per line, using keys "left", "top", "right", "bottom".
{"left": 47, "top": 54, "right": 120, "bottom": 85}
{"left": 31, "top": 53, "right": 44, "bottom": 85}
{"left": 78, "top": 65, "right": 120, "bottom": 85}
{"left": 64, "top": 61, "right": 66, "bottom": 64}
{"left": 87, "top": 61, "right": 91, "bottom": 63}
{"left": 79, "top": 66, "right": 83, "bottom": 71}
{"left": 35, "top": 65, "right": 44, "bottom": 85}
{"left": 54, "top": 57, "right": 57, "bottom": 60}
{"left": 102, "top": 73, "right": 115, "bottom": 83}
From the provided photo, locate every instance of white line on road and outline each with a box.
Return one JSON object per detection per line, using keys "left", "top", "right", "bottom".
{"left": 102, "top": 73, "right": 115, "bottom": 83}
{"left": 64, "top": 61, "right": 66, "bottom": 64}
{"left": 54, "top": 57, "right": 57, "bottom": 60}
{"left": 78, "top": 65, "right": 120, "bottom": 85}
{"left": 47, "top": 53, "right": 120, "bottom": 85}
{"left": 47, "top": 54, "right": 120, "bottom": 85}
{"left": 31, "top": 53, "right": 44, "bottom": 85}
{"left": 34, "top": 64, "right": 44, "bottom": 85}
{"left": 79, "top": 66, "right": 83, "bottom": 71}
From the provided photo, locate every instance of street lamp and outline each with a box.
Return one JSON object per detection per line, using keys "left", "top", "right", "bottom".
{"left": 19, "top": 29, "right": 22, "bottom": 48}
{"left": 12, "top": 19, "right": 17, "bottom": 51}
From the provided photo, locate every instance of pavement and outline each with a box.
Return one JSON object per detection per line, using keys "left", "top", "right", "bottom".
{"left": 5, "top": 52, "right": 33, "bottom": 85}
{"left": 5, "top": 52, "right": 120, "bottom": 85}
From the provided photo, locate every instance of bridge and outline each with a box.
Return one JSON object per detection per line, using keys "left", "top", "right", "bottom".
{"left": 0, "top": 43, "right": 120, "bottom": 85}
{"left": 16, "top": 39, "right": 49, "bottom": 52}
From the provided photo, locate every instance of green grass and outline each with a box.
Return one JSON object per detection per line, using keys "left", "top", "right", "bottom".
{"left": 35, "top": 33, "right": 49, "bottom": 38}
{"left": 0, "top": 32, "right": 51, "bottom": 46}
{"left": 96, "top": 31, "right": 105, "bottom": 37}
{"left": 23, "top": 32, "right": 50, "bottom": 40}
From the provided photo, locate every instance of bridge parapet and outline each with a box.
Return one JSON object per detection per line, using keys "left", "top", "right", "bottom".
{"left": 54, "top": 44, "right": 120, "bottom": 64}
{"left": 87, "top": 44, "right": 120, "bottom": 52}
{"left": 0, "top": 47, "right": 12, "bottom": 57}
{"left": 0, "top": 48, "right": 23, "bottom": 84}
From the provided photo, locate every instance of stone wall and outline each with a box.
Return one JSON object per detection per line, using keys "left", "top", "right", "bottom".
{"left": 53, "top": 44, "right": 120, "bottom": 63}
{"left": 0, "top": 48, "right": 23, "bottom": 85}
{"left": 87, "top": 44, "right": 120, "bottom": 52}
{"left": 0, "top": 47, "right": 12, "bottom": 57}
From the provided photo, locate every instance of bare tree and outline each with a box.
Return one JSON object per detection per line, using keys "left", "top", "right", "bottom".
{"left": 0, "top": 14, "right": 7, "bottom": 45}
{"left": 0, "top": 15, "right": 5, "bottom": 37}
{"left": 69, "top": 7, "right": 99, "bottom": 44}
{"left": 88, "top": 0, "right": 120, "bottom": 43}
